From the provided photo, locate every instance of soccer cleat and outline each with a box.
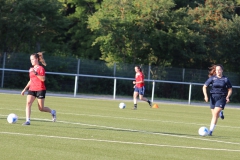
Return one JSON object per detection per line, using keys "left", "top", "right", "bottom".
{"left": 148, "top": 100, "right": 152, "bottom": 107}
{"left": 22, "top": 121, "right": 30, "bottom": 125}
{"left": 132, "top": 106, "right": 137, "bottom": 110}
{"left": 220, "top": 111, "right": 224, "bottom": 120}
{"left": 51, "top": 110, "right": 56, "bottom": 122}
{"left": 208, "top": 131, "right": 213, "bottom": 136}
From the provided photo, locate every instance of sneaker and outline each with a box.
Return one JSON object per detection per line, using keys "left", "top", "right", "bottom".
{"left": 132, "top": 106, "right": 137, "bottom": 110}
{"left": 22, "top": 121, "right": 30, "bottom": 125}
{"left": 148, "top": 100, "right": 152, "bottom": 107}
{"left": 220, "top": 111, "right": 224, "bottom": 120}
{"left": 51, "top": 110, "right": 56, "bottom": 122}
{"left": 208, "top": 131, "right": 212, "bottom": 136}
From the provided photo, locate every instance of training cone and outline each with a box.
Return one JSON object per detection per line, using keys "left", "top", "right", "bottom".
{"left": 152, "top": 104, "right": 159, "bottom": 108}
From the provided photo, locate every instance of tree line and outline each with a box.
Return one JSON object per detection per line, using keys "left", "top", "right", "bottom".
{"left": 1, "top": 0, "right": 240, "bottom": 73}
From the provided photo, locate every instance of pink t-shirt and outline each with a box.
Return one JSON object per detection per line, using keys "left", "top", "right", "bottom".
{"left": 29, "top": 66, "right": 46, "bottom": 91}
{"left": 135, "top": 72, "right": 144, "bottom": 88}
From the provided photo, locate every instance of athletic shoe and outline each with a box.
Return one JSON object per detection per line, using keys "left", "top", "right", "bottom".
{"left": 52, "top": 110, "right": 56, "bottom": 122}
{"left": 220, "top": 111, "right": 224, "bottom": 120}
{"left": 148, "top": 100, "right": 152, "bottom": 107}
{"left": 132, "top": 106, "right": 137, "bottom": 110}
{"left": 22, "top": 121, "right": 30, "bottom": 125}
{"left": 208, "top": 131, "right": 212, "bottom": 136}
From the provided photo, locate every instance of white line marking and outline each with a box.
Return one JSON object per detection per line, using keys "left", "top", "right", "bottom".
{"left": 0, "top": 131, "right": 240, "bottom": 152}
{"left": 1, "top": 114, "right": 239, "bottom": 146}
{"left": 1, "top": 111, "right": 240, "bottom": 129}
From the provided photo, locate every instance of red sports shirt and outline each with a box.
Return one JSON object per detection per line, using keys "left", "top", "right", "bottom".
{"left": 135, "top": 72, "right": 144, "bottom": 88}
{"left": 29, "top": 66, "right": 46, "bottom": 91}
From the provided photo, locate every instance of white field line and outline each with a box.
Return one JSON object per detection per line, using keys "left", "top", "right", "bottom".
{"left": 1, "top": 110, "right": 240, "bottom": 129}
{"left": 1, "top": 114, "right": 240, "bottom": 146}
{"left": 0, "top": 131, "right": 240, "bottom": 152}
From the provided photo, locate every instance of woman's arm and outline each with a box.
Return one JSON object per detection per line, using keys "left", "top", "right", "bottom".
{"left": 21, "top": 80, "right": 31, "bottom": 95}
{"left": 202, "top": 85, "right": 208, "bottom": 102}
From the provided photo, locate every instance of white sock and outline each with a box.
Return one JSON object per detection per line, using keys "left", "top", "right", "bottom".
{"left": 210, "top": 123, "right": 215, "bottom": 132}
{"left": 26, "top": 118, "right": 30, "bottom": 122}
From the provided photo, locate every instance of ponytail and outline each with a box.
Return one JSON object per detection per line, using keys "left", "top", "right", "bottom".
{"left": 31, "top": 52, "right": 47, "bottom": 66}
{"left": 37, "top": 52, "right": 47, "bottom": 66}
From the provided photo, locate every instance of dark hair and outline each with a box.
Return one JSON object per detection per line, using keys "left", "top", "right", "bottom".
{"left": 31, "top": 52, "right": 47, "bottom": 66}
{"left": 135, "top": 65, "right": 142, "bottom": 72}
{"left": 208, "top": 64, "right": 223, "bottom": 77}
{"left": 216, "top": 64, "right": 224, "bottom": 70}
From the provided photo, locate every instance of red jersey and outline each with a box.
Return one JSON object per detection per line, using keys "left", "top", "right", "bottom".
{"left": 29, "top": 65, "right": 46, "bottom": 91}
{"left": 135, "top": 72, "right": 144, "bottom": 88}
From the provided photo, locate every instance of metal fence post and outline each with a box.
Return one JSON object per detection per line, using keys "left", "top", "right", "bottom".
{"left": 188, "top": 83, "right": 192, "bottom": 105}
{"left": 113, "top": 62, "right": 116, "bottom": 76}
{"left": 74, "top": 59, "right": 80, "bottom": 97}
{"left": 151, "top": 81, "right": 155, "bottom": 103}
{"left": 1, "top": 52, "right": 6, "bottom": 88}
{"left": 182, "top": 68, "right": 185, "bottom": 82}
{"left": 148, "top": 65, "right": 151, "bottom": 80}
{"left": 113, "top": 78, "right": 116, "bottom": 99}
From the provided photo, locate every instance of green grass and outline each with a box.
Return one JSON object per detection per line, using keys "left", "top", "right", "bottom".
{"left": 0, "top": 93, "right": 240, "bottom": 160}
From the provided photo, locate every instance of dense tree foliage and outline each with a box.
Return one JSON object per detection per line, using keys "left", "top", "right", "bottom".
{"left": 64, "top": 0, "right": 102, "bottom": 59}
{"left": 0, "top": 0, "right": 69, "bottom": 54}
{"left": 87, "top": 0, "right": 205, "bottom": 67}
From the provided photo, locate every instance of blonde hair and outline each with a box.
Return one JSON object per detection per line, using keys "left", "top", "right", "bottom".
{"left": 31, "top": 52, "right": 47, "bottom": 66}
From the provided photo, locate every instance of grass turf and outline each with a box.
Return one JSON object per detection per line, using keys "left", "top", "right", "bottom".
{"left": 0, "top": 93, "right": 240, "bottom": 160}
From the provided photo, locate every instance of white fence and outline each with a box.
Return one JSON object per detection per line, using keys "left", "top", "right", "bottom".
{"left": 1, "top": 52, "right": 240, "bottom": 104}
{"left": 0, "top": 67, "right": 225, "bottom": 105}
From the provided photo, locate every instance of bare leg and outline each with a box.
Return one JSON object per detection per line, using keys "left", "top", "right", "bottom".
{"left": 139, "top": 95, "right": 152, "bottom": 107}
{"left": 26, "top": 95, "right": 35, "bottom": 122}
{"left": 37, "top": 98, "right": 51, "bottom": 113}
{"left": 139, "top": 95, "right": 148, "bottom": 102}
{"left": 209, "top": 107, "right": 222, "bottom": 134}
{"left": 133, "top": 92, "right": 138, "bottom": 104}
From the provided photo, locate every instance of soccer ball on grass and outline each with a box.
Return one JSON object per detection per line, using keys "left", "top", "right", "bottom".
{"left": 7, "top": 113, "right": 18, "bottom": 124}
{"left": 119, "top": 102, "right": 126, "bottom": 109}
{"left": 198, "top": 126, "right": 209, "bottom": 136}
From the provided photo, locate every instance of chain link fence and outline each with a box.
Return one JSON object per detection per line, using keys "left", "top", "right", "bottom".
{"left": 1, "top": 52, "right": 240, "bottom": 103}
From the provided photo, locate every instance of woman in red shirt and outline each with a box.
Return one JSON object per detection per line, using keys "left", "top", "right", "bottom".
{"left": 132, "top": 66, "right": 152, "bottom": 110}
{"left": 21, "top": 52, "right": 56, "bottom": 125}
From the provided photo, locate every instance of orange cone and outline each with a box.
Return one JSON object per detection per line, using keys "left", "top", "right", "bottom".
{"left": 152, "top": 104, "right": 159, "bottom": 108}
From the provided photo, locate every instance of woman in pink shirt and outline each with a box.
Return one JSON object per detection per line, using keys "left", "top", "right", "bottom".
{"left": 132, "top": 66, "right": 152, "bottom": 110}
{"left": 21, "top": 52, "right": 56, "bottom": 125}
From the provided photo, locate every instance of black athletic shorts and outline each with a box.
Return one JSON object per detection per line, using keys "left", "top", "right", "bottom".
{"left": 28, "top": 90, "right": 46, "bottom": 99}
{"left": 210, "top": 94, "right": 226, "bottom": 110}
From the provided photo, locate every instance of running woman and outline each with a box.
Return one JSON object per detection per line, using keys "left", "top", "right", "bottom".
{"left": 21, "top": 52, "right": 56, "bottom": 125}
{"left": 202, "top": 64, "right": 232, "bottom": 136}
{"left": 132, "top": 66, "right": 152, "bottom": 110}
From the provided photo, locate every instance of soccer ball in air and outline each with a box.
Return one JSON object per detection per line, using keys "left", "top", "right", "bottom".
{"left": 119, "top": 102, "right": 126, "bottom": 109}
{"left": 198, "top": 126, "right": 209, "bottom": 136}
{"left": 7, "top": 113, "right": 18, "bottom": 124}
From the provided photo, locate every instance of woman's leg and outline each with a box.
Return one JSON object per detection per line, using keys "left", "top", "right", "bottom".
{"left": 23, "top": 95, "right": 35, "bottom": 125}
{"left": 37, "top": 98, "right": 56, "bottom": 122}
{"left": 209, "top": 107, "right": 222, "bottom": 135}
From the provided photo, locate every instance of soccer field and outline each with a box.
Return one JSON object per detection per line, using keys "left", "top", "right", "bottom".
{"left": 0, "top": 93, "right": 240, "bottom": 160}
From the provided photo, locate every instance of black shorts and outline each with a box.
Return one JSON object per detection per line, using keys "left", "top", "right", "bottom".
{"left": 210, "top": 94, "right": 226, "bottom": 110}
{"left": 28, "top": 90, "right": 46, "bottom": 99}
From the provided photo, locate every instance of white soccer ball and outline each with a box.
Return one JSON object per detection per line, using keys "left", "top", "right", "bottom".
{"left": 119, "top": 102, "right": 126, "bottom": 109}
{"left": 7, "top": 113, "right": 18, "bottom": 124}
{"left": 198, "top": 126, "right": 209, "bottom": 136}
